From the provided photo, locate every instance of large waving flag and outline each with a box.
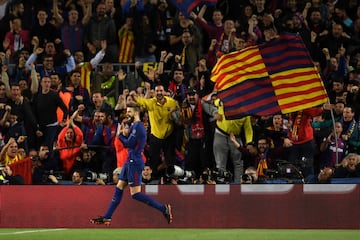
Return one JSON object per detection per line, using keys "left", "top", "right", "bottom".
{"left": 168, "top": 0, "right": 218, "bottom": 17}
{"left": 211, "top": 33, "right": 329, "bottom": 120}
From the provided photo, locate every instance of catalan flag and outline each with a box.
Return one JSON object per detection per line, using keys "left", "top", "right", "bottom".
{"left": 169, "top": 0, "right": 218, "bottom": 17}
{"left": 211, "top": 33, "right": 329, "bottom": 120}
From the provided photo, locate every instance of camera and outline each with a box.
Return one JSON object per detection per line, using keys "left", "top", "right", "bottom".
{"left": 86, "top": 171, "right": 110, "bottom": 182}
{"left": 211, "top": 168, "right": 233, "bottom": 184}
{"left": 166, "top": 165, "right": 196, "bottom": 179}
{"left": 264, "top": 160, "right": 304, "bottom": 182}
{"left": 42, "top": 170, "right": 65, "bottom": 183}
{"left": 241, "top": 174, "right": 253, "bottom": 184}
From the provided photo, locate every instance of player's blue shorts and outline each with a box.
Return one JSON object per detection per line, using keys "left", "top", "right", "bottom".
{"left": 119, "top": 159, "right": 144, "bottom": 187}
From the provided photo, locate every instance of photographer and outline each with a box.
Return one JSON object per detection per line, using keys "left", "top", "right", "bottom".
{"left": 48, "top": 169, "right": 86, "bottom": 185}
{"left": 0, "top": 164, "right": 24, "bottom": 185}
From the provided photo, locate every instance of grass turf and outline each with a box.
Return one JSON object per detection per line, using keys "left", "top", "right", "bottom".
{"left": 0, "top": 229, "right": 359, "bottom": 240}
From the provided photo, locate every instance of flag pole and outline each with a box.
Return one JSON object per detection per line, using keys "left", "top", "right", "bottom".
{"left": 328, "top": 103, "right": 339, "bottom": 164}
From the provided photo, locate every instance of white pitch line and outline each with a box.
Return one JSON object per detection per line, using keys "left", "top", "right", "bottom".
{"left": 0, "top": 228, "right": 67, "bottom": 235}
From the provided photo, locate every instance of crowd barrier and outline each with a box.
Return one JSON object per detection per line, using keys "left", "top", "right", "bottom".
{"left": 0, "top": 184, "right": 359, "bottom": 229}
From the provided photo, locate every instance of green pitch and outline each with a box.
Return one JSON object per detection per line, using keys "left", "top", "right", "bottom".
{"left": 0, "top": 228, "right": 359, "bottom": 240}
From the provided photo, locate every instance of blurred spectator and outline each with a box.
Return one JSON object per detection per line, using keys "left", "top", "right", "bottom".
{"left": 340, "top": 106, "right": 360, "bottom": 154}
{"left": 2, "top": 16, "right": 30, "bottom": 63}
{"left": 67, "top": 69, "right": 92, "bottom": 114}
{"left": 31, "top": 144, "right": 59, "bottom": 184}
{"left": 319, "top": 121, "right": 346, "bottom": 168}
{"left": 0, "top": 137, "right": 23, "bottom": 165}
{"left": 0, "top": 164, "right": 24, "bottom": 184}
{"left": 3, "top": 112, "right": 27, "bottom": 152}
{"left": 152, "top": 0, "right": 174, "bottom": 60}
{"left": 49, "top": 169, "right": 86, "bottom": 185}
{"left": 141, "top": 164, "right": 159, "bottom": 184}
{"left": 134, "top": 14, "right": 157, "bottom": 63}
{"left": 84, "top": 2, "right": 118, "bottom": 63}
{"left": 117, "top": 16, "right": 135, "bottom": 63}
{"left": 75, "top": 40, "right": 107, "bottom": 96}
{"left": 332, "top": 153, "right": 360, "bottom": 178}
{"left": 6, "top": 83, "right": 39, "bottom": 149}
{"left": 317, "top": 167, "right": 334, "bottom": 183}
{"left": 53, "top": 0, "right": 92, "bottom": 55}
{"left": 176, "top": 28, "right": 201, "bottom": 75}
{"left": 30, "top": 8, "right": 61, "bottom": 49}
{"left": 0, "top": 0, "right": 27, "bottom": 52}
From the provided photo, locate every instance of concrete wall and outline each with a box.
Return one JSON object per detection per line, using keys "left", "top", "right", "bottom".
{"left": 0, "top": 184, "right": 359, "bottom": 229}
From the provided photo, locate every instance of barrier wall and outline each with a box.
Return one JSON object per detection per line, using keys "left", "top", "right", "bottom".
{"left": 0, "top": 185, "right": 359, "bottom": 229}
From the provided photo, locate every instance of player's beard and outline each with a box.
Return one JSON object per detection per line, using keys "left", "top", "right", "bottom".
{"left": 128, "top": 116, "right": 135, "bottom": 124}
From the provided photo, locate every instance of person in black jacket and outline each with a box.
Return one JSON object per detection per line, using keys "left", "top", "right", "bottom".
{"left": 0, "top": 164, "right": 24, "bottom": 185}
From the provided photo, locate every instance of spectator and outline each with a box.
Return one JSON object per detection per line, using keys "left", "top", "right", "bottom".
{"left": 2, "top": 16, "right": 30, "bottom": 63}
{"left": 134, "top": 14, "right": 157, "bottom": 63}
{"left": 74, "top": 40, "right": 107, "bottom": 95}
{"left": 141, "top": 164, "right": 159, "bottom": 185}
{"left": 32, "top": 75, "right": 68, "bottom": 149}
{"left": 132, "top": 84, "right": 179, "bottom": 179}
{"left": 25, "top": 48, "right": 76, "bottom": 80}
{"left": 231, "top": 134, "right": 275, "bottom": 180}
{"left": 319, "top": 121, "right": 346, "bottom": 168}
{"left": 52, "top": 0, "right": 92, "bottom": 55}
{"left": 175, "top": 28, "right": 201, "bottom": 75}
{"left": 56, "top": 116, "right": 83, "bottom": 177}
{"left": 31, "top": 144, "right": 58, "bottom": 184}
{"left": 285, "top": 106, "right": 330, "bottom": 179}
{"left": 152, "top": 0, "right": 174, "bottom": 60}
{"left": 84, "top": 2, "right": 117, "bottom": 63}
{"left": 175, "top": 87, "right": 221, "bottom": 178}
{"left": 49, "top": 169, "right": 87, "bottom": 185}
{"left": 67, "top": 69, "right": 92, "bottom": 114}
{"left": 0, "top": 137, "right": 23, "bottom": 165}
{"left": 87, "top": 108, "right": 117, "bottom": 175}
{"left": 0, "top": 164, "right": 24, "bottom": 184}
{"left": 263, "top": 114, "right": 289, "bottom": 161}
{"left": 167, "top": 67, "right": 187, "bottom": 104}
{"left": 30, "top": 8, "right": 61, "bottom": 49}
{"left": 117, "top": 16, "right": 135, "bottom": 63}
{"left": 340, "top": 106, "right": 359, "bottom": 154}
{"left": 73, "top": 107, "right": 102, "bottom": 144}
{"left": 317, "top": 22, "right": 351, "bottom": 69}
{"left": 3, "top": 112, "right": 28, "bottom": 152}
{"left": 332, "top": 153, "right": 360, "bottom": 178}
{"left": 0, "top": 0, "right": 27, "bottom": 52}
{"left": 213, "top": 98, "right": 257, "bottom": 183}
{"left": 6, "top": 83, "right": 39, "bottom": 149}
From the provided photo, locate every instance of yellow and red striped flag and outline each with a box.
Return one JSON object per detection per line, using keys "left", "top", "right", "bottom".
{"left": 211, "top": 33, "right": 329, "bottom": 119}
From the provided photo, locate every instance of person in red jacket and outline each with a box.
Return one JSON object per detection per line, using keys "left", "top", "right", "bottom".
{"left": 285, "top": 104, "right": 331, "bottom": 180}
{"left": 56, "top": 118, "right": 83, "bottom": 176}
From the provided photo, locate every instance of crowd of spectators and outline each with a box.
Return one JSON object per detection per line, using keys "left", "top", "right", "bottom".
{"left": 0, "top": 0, "right": 360, "bottom": 185}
